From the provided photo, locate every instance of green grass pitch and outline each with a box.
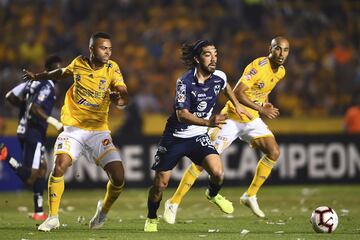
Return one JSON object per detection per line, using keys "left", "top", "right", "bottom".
{"left": 0, "top": 185, "right": 359, "bottom": 240}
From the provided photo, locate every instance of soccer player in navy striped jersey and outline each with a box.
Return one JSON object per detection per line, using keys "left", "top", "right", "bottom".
{"left": 0, "top": 55, "right": 63, "bottom": 221}
{"left": 144, "top": 40, "right": 252, "bottom": 232}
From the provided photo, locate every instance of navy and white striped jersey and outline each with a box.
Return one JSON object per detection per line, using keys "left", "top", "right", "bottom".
{"left": 163, "top": 69, "right": 227, "bottom": 138}
{"left": 11, "top": 80, "right": 56, "bottom": 142}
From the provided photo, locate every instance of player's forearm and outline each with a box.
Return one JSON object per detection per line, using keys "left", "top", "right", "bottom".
{"left": 237, "top": 93, "right": 262, "bottom": 112}
{"left": 34, "top": 69, "right": 67, "bottom": 81}
{"left": 176, "top": 110, "right": 210, "bottom": 127}
{"left": 5, "top": 92, "right": 22, "bottom": 108}
{"left": 31, "top": 104, "right": 63, "bottom": 130}
{"left": 223, "top": 84, "right": 241, "bottom": 109}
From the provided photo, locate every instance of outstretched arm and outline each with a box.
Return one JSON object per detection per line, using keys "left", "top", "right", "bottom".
{"left": 23, "top": 68, "right": 72, "bottom": 82}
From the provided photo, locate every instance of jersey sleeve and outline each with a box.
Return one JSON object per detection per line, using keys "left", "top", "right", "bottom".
{"left": 214, "top": 70, "right": 227, "bottom": 90}
{"left": 239, "top": 60, "right": 260, "bottom": 88}
{"left": 111, "top": 62, "right": 126, "bottom": 88}
{"left": 9, "top": 82, "right": 28, "bottom": 99}
{"left": 63, "top": 57, "right": 78, "bottom": 75}
{"left": 175, "top": 78, "right": 191, "bottom": 110}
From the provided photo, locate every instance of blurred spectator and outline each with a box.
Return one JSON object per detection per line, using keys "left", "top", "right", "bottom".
{"left": 0, "top": 0, "right": 358, "bottom": 119}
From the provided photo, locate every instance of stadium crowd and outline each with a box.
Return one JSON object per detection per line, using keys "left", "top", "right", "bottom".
{"left": 0, "top": 0, "right": 359, "bottom": 119}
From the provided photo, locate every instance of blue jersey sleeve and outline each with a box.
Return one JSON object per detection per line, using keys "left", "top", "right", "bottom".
{"left": 175, "top": 78, "right": 191, "bottom": 110}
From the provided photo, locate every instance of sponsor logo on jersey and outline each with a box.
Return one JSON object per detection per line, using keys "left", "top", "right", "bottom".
{"left": 197, "top": 101, "right": 207, "bottom": 111}
{"left": 102, "top": 139, "right": 111, "bottom": 146}
{"left": 176, "top": 80, "right": 186, "bottom": 103}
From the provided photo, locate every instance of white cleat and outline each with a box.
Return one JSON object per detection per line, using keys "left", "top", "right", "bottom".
{"left": 163, "top": 199, "right": 178, "bottom": 224}
{"left": 240, "top": 192, "right": 265, "bottom": 218}
{"left": 37, "top": 216, "right": 60, "bottom": 232}
{"left": 89, "top": 200, "right": 107, "bottom": 230}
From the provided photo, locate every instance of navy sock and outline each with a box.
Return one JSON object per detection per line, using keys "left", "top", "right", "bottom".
{"left": 208, "top": 181, "right": 222, "bottom": 197}
{"left": 147, "top": 200, "right": 160, "bottom": 219}
{"left": 33, "top": 177, "right": 46, "bottom": 213}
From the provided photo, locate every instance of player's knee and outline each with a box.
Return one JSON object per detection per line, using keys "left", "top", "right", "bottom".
{"left": 111, "top": 174, "right": 125, "bottom": 187}
{"left": 155, "top": 179, "right": 168, "bottom": 192}
{"left": 269, "top": 146, "right": 280, "bottom": 160}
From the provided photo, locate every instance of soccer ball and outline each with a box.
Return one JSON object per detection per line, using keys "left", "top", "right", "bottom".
{"left": 310, "top": 206, "right": 338, "bottom": 233}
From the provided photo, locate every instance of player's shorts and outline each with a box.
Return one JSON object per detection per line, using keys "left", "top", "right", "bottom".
{"left": 152, "top": 133, "right": 218, "bottom": 171}
{"left": 54, "top": 126, "right": 121, "bottom": 168}
{"left": 19, "top": 138, "right": 45, "bottom": 170}
{"left": 208, "top": 117, "right": 274, "bottom": 154}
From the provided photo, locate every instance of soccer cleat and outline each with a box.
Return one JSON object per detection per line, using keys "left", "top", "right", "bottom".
{"left": 240, "top": 192, "right": 265, "bottom": 218}
{"left": 205, "top": 189, "right": 234, "bottom": 214}
{"left": 163, "top": 199, "right": 178, "bottom": 224}
{"left": 31, "top": 212, "right": 48, "bottom": 221}
{"left": 144, "top": 218, "right": 158, "bottom": 232}
{"left": 0, "top": 143, "right": 9, "bottom": 161}
{"left": 89, "top": 200, "right": 106, "bottom": 230}
{"left": 37, "top": 216, "right": 60, "bottom": 232}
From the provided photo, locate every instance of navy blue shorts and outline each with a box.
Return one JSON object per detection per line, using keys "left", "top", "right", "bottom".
{"left": 19, "top": 139, "right": 45, "bottom": 170}
{"left": 152, "top": 134, "right": 219, "bottom": 171}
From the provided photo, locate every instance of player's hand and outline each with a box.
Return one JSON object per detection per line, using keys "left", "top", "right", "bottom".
{"left": 109, "top": 91, "right": 126, "bottom": 109}
{"left": 208, "top": 114, "right": 228, "bottom": 128}
{"left": 22, "top": 69, "right": 36, "bottom": 81}
{"left": 259, "top": 103, "right": 279, "bottom": 119}
{"left": 235, "top": 105, "right": 253, "bottom": 120}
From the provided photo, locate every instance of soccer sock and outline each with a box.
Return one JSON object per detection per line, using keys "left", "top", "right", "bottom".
{"left": 247, "top": 155, "right": 276, "bottom": 197}
{"left": 207, "top": 180, "right": 222, "bottom": 198}
{"left": 33, "top": 177, "right": 46, "bottom": 213}
{"left": 101, "top": 181, "right": 124, "bottom": 214}
{"left": 147, "top": 200, "right": 160, "bottom": 219}
{"left": 170, "top": 163, "right": 202, "bottom": 205}
{"left": 48, "top": 174, "right": 64, "bottom": 216}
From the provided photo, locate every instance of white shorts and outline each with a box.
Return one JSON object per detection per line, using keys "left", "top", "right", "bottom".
{"left": 208, "top": 118, "right": 274, "bottom": 154}
{"left": 54, "top": 126, "right": 122, "bottom": 168}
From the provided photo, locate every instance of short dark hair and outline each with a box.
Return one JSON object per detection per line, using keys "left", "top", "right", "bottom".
{"left": 90, "top": 32, "right": 111, "bottom": 43}
{"left": 44, "top": 55, "right": 62, "bottom": 71}
{"left": 181, "top": 40, "right": 214, "bottom": 69}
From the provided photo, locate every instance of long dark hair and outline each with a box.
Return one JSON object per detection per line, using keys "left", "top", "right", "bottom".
{"left": 181, "top": 40, "right": 214, "bottom": 69}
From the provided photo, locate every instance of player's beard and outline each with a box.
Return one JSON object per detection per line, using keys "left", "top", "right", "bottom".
{"left": 200, "top": 63, "right": 216, "bottom": 75}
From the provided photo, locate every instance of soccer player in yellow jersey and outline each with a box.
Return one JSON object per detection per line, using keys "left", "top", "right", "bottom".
{"left": 163, "top": 37, "right": 290, "bottom": 223}
{"left": 23, "top": 32, "right": 128, "bottom": 231}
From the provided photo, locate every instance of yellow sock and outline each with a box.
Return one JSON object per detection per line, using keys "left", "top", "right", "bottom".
{"left": 170, "top": 163, "right": 202, "bottom": 205}
{"left": 48, "top": 174, "right": 64, "bottom": 216}
{"left": 247, "top": 155, "right": 276, "bottom": 196}
{"left": 102, "top": 181, "right": 124, "bottom": 214}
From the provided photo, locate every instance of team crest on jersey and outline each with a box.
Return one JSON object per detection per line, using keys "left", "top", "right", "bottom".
{"left": 107, "top": 63, "right": 113, "bottom": 68}
{"left": 98, "top": 80, "right": 106, "bottom": 91}
{"left": 76, "top": 74, "right": 81, "bottom": 81}
{"left": 214, "top": 85, "right": 221, "bottom": 95}
{"left": 258, "top": 82, "right": 265, "bottom": 89}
